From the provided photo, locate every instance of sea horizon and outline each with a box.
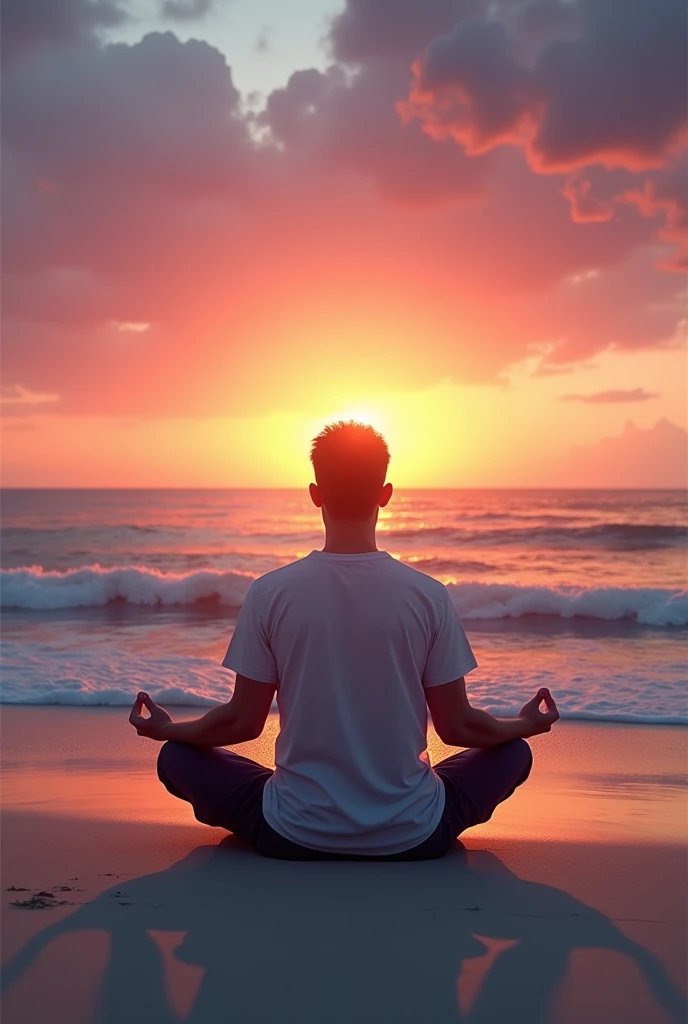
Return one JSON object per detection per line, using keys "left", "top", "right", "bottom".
{"left": 2, "top": 487, "right": 685, "bottom": 722}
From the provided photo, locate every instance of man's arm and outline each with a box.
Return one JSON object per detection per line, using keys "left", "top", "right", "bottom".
{"left": 129, "top": 675, "right": 277, "bottom": 746}
{"left": 426, "top": 678, "right": 559, "bottom": 748}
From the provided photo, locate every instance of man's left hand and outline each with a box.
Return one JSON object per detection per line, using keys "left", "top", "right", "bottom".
{"left": 129, "top": 692, "right": 173, "bottom": 740}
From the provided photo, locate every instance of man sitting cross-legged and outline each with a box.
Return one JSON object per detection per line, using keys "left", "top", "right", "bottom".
{"left": 129, "top": 421, "right": 559, "bottom": 860}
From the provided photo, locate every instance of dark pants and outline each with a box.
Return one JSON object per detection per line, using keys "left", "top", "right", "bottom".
{"left": 157, "top": 739, "right": 533, "bottom": 861}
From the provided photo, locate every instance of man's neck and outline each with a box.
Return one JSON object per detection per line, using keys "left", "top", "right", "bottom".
{"left": 322, "top": 519, "right": 379, "bottom": 554}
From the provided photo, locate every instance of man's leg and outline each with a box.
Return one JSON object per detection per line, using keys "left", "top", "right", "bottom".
{"left": 157, "top": 741, "right": 272, "bottom": 840}
{"left": 434, "top": 738, "right": 533, "bottom": 837}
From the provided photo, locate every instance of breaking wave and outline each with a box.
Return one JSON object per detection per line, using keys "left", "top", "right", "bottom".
{"left": 2, "top": 565, "right": 686, "bottom": 626}
{"left": 1, "top": 565, "right": 254, "bottom": 610}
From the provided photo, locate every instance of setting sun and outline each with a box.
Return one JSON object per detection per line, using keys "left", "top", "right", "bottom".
{"left": 325, "top": 408, "right": 386, "bottom": 431}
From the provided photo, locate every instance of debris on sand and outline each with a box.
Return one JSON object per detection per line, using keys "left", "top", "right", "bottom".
{"left": 8, "top": 885, "right": 80, "bottom": 910}
{"left": 10, "top": 894, "right": 72, "bottom": 910}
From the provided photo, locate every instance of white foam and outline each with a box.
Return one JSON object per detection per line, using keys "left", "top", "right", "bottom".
{"left": 1, "top": 634, "right": 686, "bottom": 724}
{"left": 0, "top": 642, "right": 233, "bottom": 706}
{"left": 0, "top": 565, "right": 254, "bottom": 610}
{"left": 2, "top": 565, "right": 686, "bottom": 626}
{"left": 447, "top": 581, "right": 688, "bottom": 627}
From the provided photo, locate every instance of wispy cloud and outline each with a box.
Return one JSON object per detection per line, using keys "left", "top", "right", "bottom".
{"left": 112, "top": 321, "right": 151, "bottom": 334}
{"left": 1, "top": 384, "right": 60, "bottom": 407}
{"left": 560, "top": 388, "right": 660, "bottom": 404}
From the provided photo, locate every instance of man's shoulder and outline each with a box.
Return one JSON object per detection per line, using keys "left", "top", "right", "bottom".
{"left": 250, "top": 556, "right": 314, "bottom": 593}
{"left": 386, "top": 557, "right": 448, "bottom": 598}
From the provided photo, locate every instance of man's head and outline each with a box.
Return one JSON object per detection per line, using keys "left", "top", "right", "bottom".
{"left": 309, "top": 420, "right": 392, "bottom": 521}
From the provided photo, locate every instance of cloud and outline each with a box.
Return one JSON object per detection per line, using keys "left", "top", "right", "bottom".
{"left": 1, "top": 0, "right": 686, "bottom": 419}
{"left": 561, "top": 175, "right": 614, "bottom": 224}
{"left": 560, "top": 419, "right": 688, "bottom": 488}
{"left": 160, "top": 0, "right": 215, "bottom": 20}
{"left": 560, "top": 388, "right": 660, "bottom": 404}
{"left": 619, "top": 158, "right": 688, "bottom": 271}
{"left": 400, "top": 0, "right": 688, "bottom": 265}
{"left": 0, "top": 0, "right": 128, "bottom": 63}
{"left": 2, "top": 31, "right": 251, "bottom": 207}
{"left": 1, "top": 384, "right": 60, "bottom": 415}
{"left": 403, "top": 0, "right": 687, "bottom": 173}
{"left": 329, "top": 0, "right": 476, "bottom": 64}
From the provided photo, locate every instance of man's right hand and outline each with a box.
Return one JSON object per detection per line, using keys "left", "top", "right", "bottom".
{"left": 518, "top": 688, "right": 560, "bottom": 737}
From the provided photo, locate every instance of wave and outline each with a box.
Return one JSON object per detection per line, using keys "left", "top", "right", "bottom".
{"left": 5, "top": 522, "right": 685, "bottom": 553}
{"left": 0, "top": 565, "right": 254, "bottom": 610}
{"left": 1, "top": 675, "right": 685, "bottom": 724}
{"left": 2, "top": 565, "right": 686, "bottom": 626}
{"left": 388, "top": 523, "right": 687, "bottom": 549}
{"left": 445, "top": 581, "right": 687, "bottom": 627}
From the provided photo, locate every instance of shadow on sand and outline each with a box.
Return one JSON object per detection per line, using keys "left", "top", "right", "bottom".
{"left": 2, "top": 838, "right": 685, "bottom": 1024}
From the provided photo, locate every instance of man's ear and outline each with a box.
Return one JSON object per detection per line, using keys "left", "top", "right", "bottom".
{"left": 379, "top": 482, "right": 393, "bottom": 508}
{"left": 309, "top": 482, "right": 323, "bottom": 508}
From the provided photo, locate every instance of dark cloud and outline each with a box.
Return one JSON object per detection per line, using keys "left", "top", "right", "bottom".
{"left": 2, "top": 30, "right": 253, "bottom": 236}
{"left": 561, "top": 388, "right": 660, "bottom": 404}
{"left": 404, "top": 0, "right": 687, "bottom": 172}
{"left": 160, "top": 0, "right": 215, "bottom": 20}
{"left": 0, "top": 0, "right": 128, "bottom": 62}
{"left": 329, "top": 0, "right": 478, "bottom": 64}
{"left": 619, "top": 159, "right": 688, "bottom": 271}
{"left": 507, "top": 0, "right": 580, "bottom": 44}
{"left": 263, "top": 61, "right": 491, "bottom": 205}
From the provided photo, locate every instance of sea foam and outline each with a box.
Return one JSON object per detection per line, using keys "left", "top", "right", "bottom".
{"left": 2, "top": 565, "right": 686, "bottom": 626}
{"left": 1, "top": 638, "right": 685, "bottom": 723}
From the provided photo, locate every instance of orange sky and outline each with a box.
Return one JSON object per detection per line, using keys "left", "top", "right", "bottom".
{"left": 1, "top": 0, "right": 686, "bottom": 488}
{"left": 3, "top": 345, "right": 686, "bottom": 487}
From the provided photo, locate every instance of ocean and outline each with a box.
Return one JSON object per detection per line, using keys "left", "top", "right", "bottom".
{"left": 1, "top": 488, "right": 686, "bottom": 723}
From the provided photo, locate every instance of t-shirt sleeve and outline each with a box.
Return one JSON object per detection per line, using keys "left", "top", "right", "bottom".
{"left": 422, "top": 587, "right": 478, "bottom": 689}
{"left": 221, "top": 582, "right": 279, "bottom": 684}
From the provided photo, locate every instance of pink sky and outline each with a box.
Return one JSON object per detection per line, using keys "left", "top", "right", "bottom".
{"left": 1, "top": 0, "right": 686, "bottom": 486}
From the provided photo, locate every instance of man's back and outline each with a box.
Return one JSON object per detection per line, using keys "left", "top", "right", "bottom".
{"left": 224, "top": 550, "right": 477, "bottom": 855}
{"left": 135, "top": 422, "right": 554, "bottom": 860}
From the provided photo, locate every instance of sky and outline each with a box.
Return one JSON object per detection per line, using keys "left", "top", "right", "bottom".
{"left": 1, "top": 0, "right": 687, "bottom": 487}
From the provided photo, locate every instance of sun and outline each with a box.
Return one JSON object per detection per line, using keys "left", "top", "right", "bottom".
{"left": 327, "top": 406, "right": 386, "bottom": 431}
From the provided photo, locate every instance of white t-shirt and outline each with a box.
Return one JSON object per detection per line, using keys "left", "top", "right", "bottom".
{"left": 222, "top": 550, "right": 477, "bottom": 855}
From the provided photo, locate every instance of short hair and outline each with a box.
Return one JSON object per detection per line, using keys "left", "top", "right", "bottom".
{"left": 310, "top": 420, "right": 390, "bottom": 520}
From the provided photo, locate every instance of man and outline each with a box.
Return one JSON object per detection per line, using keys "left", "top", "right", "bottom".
{"left": 130, "top": 421, "right": 559, "bottom": 859}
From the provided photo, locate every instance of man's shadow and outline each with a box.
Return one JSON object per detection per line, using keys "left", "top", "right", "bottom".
{"left": 2, "top": 839, "right": 685, "bottom": 1024}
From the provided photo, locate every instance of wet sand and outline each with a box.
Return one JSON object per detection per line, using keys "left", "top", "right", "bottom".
{"left": 1, "top": 709, "right": 686, "bottom": 1023}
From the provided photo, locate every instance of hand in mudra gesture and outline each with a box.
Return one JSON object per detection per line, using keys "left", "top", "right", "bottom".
{"left": 519, "top": 688, "right": 560, "bottom": 737}
{"left": 129, "top": 691, "right": 173, "bottom": 741}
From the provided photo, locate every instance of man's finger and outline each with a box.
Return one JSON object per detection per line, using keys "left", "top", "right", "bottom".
{"left": 522, "top": 692, "right": 540, "bottom": 709}
{"left": 542, "top": 691, "right": 558, "bottom": 713}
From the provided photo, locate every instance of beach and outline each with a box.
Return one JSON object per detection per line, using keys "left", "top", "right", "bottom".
{"left": 2, "top": 709, "right": 686, "bottom": 1023}
{"left": 2, "top": 488, "right": 686, "bottom": 1021}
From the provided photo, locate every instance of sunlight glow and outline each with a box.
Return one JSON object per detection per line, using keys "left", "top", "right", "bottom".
{"left": 326, "top": 407, "right": 387, "bottom": 432}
